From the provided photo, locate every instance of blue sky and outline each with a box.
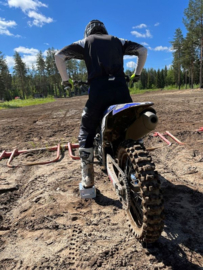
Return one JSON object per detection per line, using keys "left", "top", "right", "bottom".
{"left": 0, "top": 0, "right": 189, "bottom": 73}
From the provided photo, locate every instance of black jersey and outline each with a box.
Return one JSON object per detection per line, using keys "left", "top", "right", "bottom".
{"left": 55, "top": 34, "right": 146, "bottom": 82}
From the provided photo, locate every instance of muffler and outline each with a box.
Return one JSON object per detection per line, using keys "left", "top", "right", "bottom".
{"left": 125, "top": 110, "right": 158, "bottom": 140}
{"left": 142, "top": 111, "right": 158, "bottom": 130}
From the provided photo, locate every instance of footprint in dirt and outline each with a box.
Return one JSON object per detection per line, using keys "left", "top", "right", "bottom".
{"left": 145, "top": 174, "right": 203, "bottom": 270}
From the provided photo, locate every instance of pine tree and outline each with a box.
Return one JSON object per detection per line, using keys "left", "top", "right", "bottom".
{"left": 36, "top": 51, "right": 46, "bottom": 96}
{"left": 171, "top": 28, "right": 184, "bottom": 89}
{"left": 0, "top": 52, "right": 12, "bottom": 100}
{"left": 78, "top": 60, "right": 87, "bottom": 81}
{"left": 184, "top": 0, "right": 203, "bottom": 88}
{"left": 164, "top": 66, "right": 168, "bottom": 85}
{"left": 140, "top": 68, "right": 147, "bottom": 89}
{"left": 13, "top": 51, "right": 27, "bottom": 99}
{"left": 182, "top": 31, "right": 198, "bottom": 88}
{"left": 161, "top": 69, "right": 165, "bottom": 88}
{"left": 0, "top": 74, "right": 5, "bottom": 100}
{"left": 165, "top": 67, "right": 175, "bottom": 86}
{"left": 0, "top": 52, "right": 7, "bottom": 100}
{"left": 156, "top": 69, "right": 162, "bottom": 88}
{"left": 46, "top": 48, "right": 60, "bottom": 95}
{"left": 147, "top": 68, "right": 156, "bottom": 89}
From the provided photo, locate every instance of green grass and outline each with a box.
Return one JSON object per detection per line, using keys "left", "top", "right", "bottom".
{"left": 0, "top": 97, "right": 55, "bottom": 110}
{"left": 129, "top": 84, "right": 200, "bottom": 95}
{"left": 129, "top": 88, "right": 162, "bottom": 95}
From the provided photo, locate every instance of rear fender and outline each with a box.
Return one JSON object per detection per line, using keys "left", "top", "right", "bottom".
{"left": 100, "top": 102, "right": 156, "bottom": 166}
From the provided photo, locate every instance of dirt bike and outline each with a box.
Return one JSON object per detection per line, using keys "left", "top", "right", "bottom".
{"left": 74, "top": 79, "right": 164, "bottom": 244}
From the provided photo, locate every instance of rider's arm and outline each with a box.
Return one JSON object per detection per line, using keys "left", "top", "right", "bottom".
{"left": 120, "top": 39, "right": 147, "bottom": 76}
{"left": 55, "top": 53, "right": 69, "bottom": 82}
{"left": 55, "top": 40, "right": 85, "bottom": 83}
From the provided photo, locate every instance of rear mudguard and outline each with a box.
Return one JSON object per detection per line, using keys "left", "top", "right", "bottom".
{"left": 100, "top": 102, "right": 158, "bottom": 166}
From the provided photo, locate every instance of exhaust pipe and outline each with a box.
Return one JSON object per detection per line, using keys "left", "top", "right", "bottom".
{"left": 142, "top": 111, "right": 158, "bottom": 130}
{"left": 126, "top": 110, "right": 158, "bottom": 140}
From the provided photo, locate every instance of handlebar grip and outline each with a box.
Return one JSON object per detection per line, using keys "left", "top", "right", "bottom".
{"left": 125, "top": 75, "right": 130, "bottom": 82}
{"left": 73, "top": 80, "right": 89, "bottom": 86}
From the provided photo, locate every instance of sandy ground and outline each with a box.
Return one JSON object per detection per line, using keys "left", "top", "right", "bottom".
{"left": 0, "top": 89, "right": 203, "bottom": 270}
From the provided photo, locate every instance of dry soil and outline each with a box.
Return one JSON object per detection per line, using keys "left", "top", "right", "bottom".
{"left": 0, "top": 89, "right": 203, "bottom": 270}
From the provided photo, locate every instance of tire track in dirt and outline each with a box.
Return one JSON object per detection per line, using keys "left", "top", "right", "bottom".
{"left": 1, "top": 92, "right": 203, "bottom": 269}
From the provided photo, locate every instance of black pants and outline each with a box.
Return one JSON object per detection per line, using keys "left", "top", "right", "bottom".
{"left": 78, "top": 77, "right": 132, "bottom": 148}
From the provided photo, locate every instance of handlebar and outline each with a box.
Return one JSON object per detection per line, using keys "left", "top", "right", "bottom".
{"left": 124, "top": 75, "right": 130, "bottom": 82}
{"left": 65, "top": 76, "right": 131, "bottom": 89}
{"left": 73, "top": 77, "right": 131, "bottom": 84}
{"left": 72, "top": 80, "right": 89, "bottom": 86}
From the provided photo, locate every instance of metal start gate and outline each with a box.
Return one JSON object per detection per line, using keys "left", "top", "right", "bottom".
{"left": 1, "top": 128, "right": 202, "bottom": 168}
{"left": 0, "top": 143, "right": 80, "bottom": 168}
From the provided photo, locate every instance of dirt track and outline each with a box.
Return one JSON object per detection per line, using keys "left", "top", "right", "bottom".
{"left": 0, "top": 89, "right": 203, "bottom": 270}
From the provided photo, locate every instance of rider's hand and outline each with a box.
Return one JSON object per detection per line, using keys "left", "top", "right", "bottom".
{"left": 130, "top": 74, "right": 140, "bottom": 82}
{"left": 62, "top": 80, "right": 72, "bottom": 88}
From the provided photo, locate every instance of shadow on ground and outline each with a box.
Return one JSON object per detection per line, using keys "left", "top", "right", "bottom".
{"left": 145, "top": 175, "right": 203, "bottom": 270}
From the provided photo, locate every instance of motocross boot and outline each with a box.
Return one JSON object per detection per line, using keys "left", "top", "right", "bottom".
{"left": 79, "top": 147, "right": 94, "bottom": 188}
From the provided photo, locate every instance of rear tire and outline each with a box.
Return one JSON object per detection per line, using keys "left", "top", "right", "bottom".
{"left": 117, "top": 140, "right": 164, "bottom": 243}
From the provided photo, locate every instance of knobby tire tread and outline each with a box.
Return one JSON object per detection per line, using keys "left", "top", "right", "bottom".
{"left": 117, "top": 140, "right": 164, "bottom": 243}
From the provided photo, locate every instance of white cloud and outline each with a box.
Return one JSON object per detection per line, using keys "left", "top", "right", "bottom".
{"left": 14, "top": 46, "right": 40, "bottom": 68}
{"left": 133, "top": 24, "right": 147, "bottom": 29}
{"left": 22, "top": 54, "right": 38, "bottom": 69}
{"left": 154, "top": 22, "right": 160, "bottom": 27}
{"left": 154, "top": 46, "right": 173, "bottom": 52}
{"left": 15, "top": 46, "right": 39, "bottom": 55}
{"left": 27, "top": 10, "right": 53, "bottom": 27}
{"left": 124, "top": 55, "right": 137, "bottom": 60}
{"left": 131, "top": 29, "right": 152, "bottom": 38}
{"left": 43, "top": 49, "right": 48, "bottom": 57}
{"left": 5, "top": 55, "right": 15, "bottom": 68}
{"left": 126, "top": 61, "right": 137, "bottom": 69}
{"left": 154, "top": 46, "right": 169, "bottom": 51}
{"left": 5, "top": 46, "right": 49, "bottom": 69}
{"left": 0, "top": 28, "right": 12, "bottom": 35}
{"left": 7, "top": 0, "right": 53, "bottom": 27}
{"left": 148, "top": 46, "right": 174, "bottom": 52}
{"left": 0, "top": 17, "right": 19, "bottom": 36}
{"left": 7, "top": 0, "right": 47, "bottom": 12}
{"left": 6, "top": 53, "right": 38, "bottom": 69}
{"left": 141, "top": 42, "right": 149, "bottom": 46}
{"left": 0, "top": 17, "right": 16, "bottom": 28}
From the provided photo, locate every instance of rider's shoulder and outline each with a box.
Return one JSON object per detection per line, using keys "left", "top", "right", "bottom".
{"left": 117, "top": 37, "right": 128, "bottom": 45}
{"left": 73, "top": 38, "right": 86, "bottom": 48}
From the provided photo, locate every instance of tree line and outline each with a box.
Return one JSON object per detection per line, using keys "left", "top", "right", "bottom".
{"left": 0, "top": 0, "right": 202, "bottom": 100}
{"left": 0, "top": 49, "right": 88, "bottom": 100}
{"left": 170, "top": 0, "right": 203, "bottom": 89}
{"left": 128, "top": 0, "right": 203, "bottom": 90}
{"left": 126, "top": 65, "right": 199, "bottom": 90}
{"left": 0, "top": 46, "right": 195, "bottom": 101}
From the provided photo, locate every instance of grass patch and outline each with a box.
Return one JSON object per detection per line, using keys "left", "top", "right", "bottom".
{"left": 129, "top": 88, "right": 161, "bottom": 95}
{"left": 0, "top": 97, "right": 55, "bottom": 110}
{"left": 129, "top": 85, "right": 200, "bottom": 95}
{"left": 129, "top": 86, "right": 184, "bottom": 95}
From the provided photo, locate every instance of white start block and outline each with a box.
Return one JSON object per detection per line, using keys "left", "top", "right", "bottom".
{"left": 79, "top": 183, "right": 96, "bottom": 199}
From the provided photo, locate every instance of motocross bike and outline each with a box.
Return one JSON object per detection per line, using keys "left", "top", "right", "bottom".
{"left": 73, "top": 80, "right": 164, "bottom": 244}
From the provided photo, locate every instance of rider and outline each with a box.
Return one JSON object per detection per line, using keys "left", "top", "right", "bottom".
{"left": 55, "top": 20, "right": 147, "bottom": 189}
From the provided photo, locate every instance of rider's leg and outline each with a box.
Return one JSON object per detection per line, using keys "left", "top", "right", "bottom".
{"left": 78, "top": 106, "right": 101, "bottom": 188}
{"left": 78, "top": 77, "right": 132, "bottom": 188}
{"left": 79, "top": 147, "right": 94, "bottom": 188}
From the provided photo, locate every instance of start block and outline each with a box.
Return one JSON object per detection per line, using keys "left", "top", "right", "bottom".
{"left": 79, "top": 183, "right": 96, "bottom": 199}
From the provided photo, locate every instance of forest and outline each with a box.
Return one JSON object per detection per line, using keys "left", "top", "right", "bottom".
{"left": 0, "top": 0, "right": 202, "bottom": 100}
